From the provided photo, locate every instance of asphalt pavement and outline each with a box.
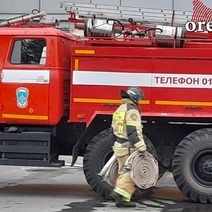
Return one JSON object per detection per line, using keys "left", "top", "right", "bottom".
{"left": 0, "top": 156, "right": 212, "bottom": 212}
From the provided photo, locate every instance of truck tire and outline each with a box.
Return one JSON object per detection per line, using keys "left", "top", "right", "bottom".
{"left": 172, "top": 128, "right": 212, "bottom": 203}
{"left": 83, "top": 128, "right": 158, "bottom": 198}
{"left": 83, "top": 128, "right": 114, "bottom": 198}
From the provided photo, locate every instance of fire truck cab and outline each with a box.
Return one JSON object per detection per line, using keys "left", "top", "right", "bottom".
{"left": 0, "top": 4, "right": 212, "bottom": 204}
{"left": 0, "top": 27, "right": 77, "bottom": 165}
{"left": 0, "top": 27, "right": 75, "bottom": 125}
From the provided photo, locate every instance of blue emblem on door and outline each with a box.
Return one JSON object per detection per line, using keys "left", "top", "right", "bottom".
{"left": 16, "top": 87, "right": 29, "bottom": 108}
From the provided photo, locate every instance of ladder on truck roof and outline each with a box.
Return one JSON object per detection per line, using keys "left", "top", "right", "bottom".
{"left": 61, "top": 2, "right": 193, "bottom": 27}
{"left": 60, "top": 2, "right": 212, "bottom": 49}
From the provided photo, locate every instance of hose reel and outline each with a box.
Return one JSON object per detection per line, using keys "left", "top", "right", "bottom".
{"left": 84, "top": 15, "right": 124, "bottom": 37}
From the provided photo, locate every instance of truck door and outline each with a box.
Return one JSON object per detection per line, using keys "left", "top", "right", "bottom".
{"left": 1, "top": 38, "right": 49, "bottom": 124}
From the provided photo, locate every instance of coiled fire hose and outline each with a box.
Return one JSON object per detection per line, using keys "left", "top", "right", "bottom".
{"left": 98, "top": 154, "right": 118, "bottom": 186}
{"left": 98, "top": 151, "right": 159, "bottom": 189}
{"left": 126, "top": 151, "right": 159, "bottom": 189}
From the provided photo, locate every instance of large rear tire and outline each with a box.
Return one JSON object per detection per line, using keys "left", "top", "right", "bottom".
{"left": 83, "top": 128, "right": 158, "bottom": 198}
{"left": 172, "top": 128, "right": 212, "bottom": 203}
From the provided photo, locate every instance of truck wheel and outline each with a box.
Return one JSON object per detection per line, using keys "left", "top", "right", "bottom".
{"left": 172, "top": 128, "right": 212, "bottom": 203}
{"left": 83, "top": 128, "right": 114, "bottom": 198}
{"left": 83, "top": 128, "right": 158, "bottom": 198}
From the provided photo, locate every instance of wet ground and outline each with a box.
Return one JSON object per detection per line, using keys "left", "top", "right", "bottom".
{"left": 0, "top": 157, "right": 212, "bottom": 212}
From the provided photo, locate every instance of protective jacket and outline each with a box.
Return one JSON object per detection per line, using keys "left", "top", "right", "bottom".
{"left": 112, "top": 98, "right": 146, "bottom": 153}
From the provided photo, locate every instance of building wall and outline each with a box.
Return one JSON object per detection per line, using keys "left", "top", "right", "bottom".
{"left": 2, "top": 0, "right": 212, "bottom": 15}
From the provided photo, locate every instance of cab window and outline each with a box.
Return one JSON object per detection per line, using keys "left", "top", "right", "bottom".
{"left": 10, "top": 39, "right": 46, "bottom": 65}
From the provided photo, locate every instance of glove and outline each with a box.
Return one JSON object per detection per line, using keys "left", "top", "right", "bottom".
{"left": 138, "top": 144, "right": 147, "bottom": 154}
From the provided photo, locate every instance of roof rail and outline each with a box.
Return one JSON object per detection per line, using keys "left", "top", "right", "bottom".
{"left": 0, "top": 11, "right": 47, "bottom": 27}
{"left": 0, "top": 10, "right": 59, "bottom": 28}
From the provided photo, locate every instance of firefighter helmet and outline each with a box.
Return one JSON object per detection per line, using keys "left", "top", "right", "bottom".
{"left": 120, "top": 86, "right": 144, "bottom": 104}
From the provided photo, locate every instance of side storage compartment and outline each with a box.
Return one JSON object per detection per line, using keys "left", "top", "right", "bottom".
{"left": 0, "top": 132, "right": 51, "bottom": 166}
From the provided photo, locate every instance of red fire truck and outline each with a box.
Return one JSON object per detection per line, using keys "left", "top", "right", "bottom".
{"left": 0, "top": 2, "right": 212, "bottom": 204}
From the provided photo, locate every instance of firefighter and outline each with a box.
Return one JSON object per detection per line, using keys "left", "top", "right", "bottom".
{"left": 110, "top": 86, "right": 147, "bottom": 207}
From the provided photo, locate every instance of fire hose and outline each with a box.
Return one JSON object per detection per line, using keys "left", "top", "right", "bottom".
{"left": 98, "top": 151, "right": 159, "bottom": 189}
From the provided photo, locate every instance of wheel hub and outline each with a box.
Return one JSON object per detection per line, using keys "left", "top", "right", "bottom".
{"left": 202, "top": 158, "right": 212, "bottom": 175}
{"left": 192, "top": 150, "right": 212, "bottom": 185}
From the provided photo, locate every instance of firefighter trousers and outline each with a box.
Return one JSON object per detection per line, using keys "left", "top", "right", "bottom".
{"left": 113, "top": 142, "right": 136, "bottom": 202}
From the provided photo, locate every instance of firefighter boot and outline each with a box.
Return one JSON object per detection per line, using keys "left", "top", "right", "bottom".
{"left": 110, "top": 191, "right": 136, "bottom": 207}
